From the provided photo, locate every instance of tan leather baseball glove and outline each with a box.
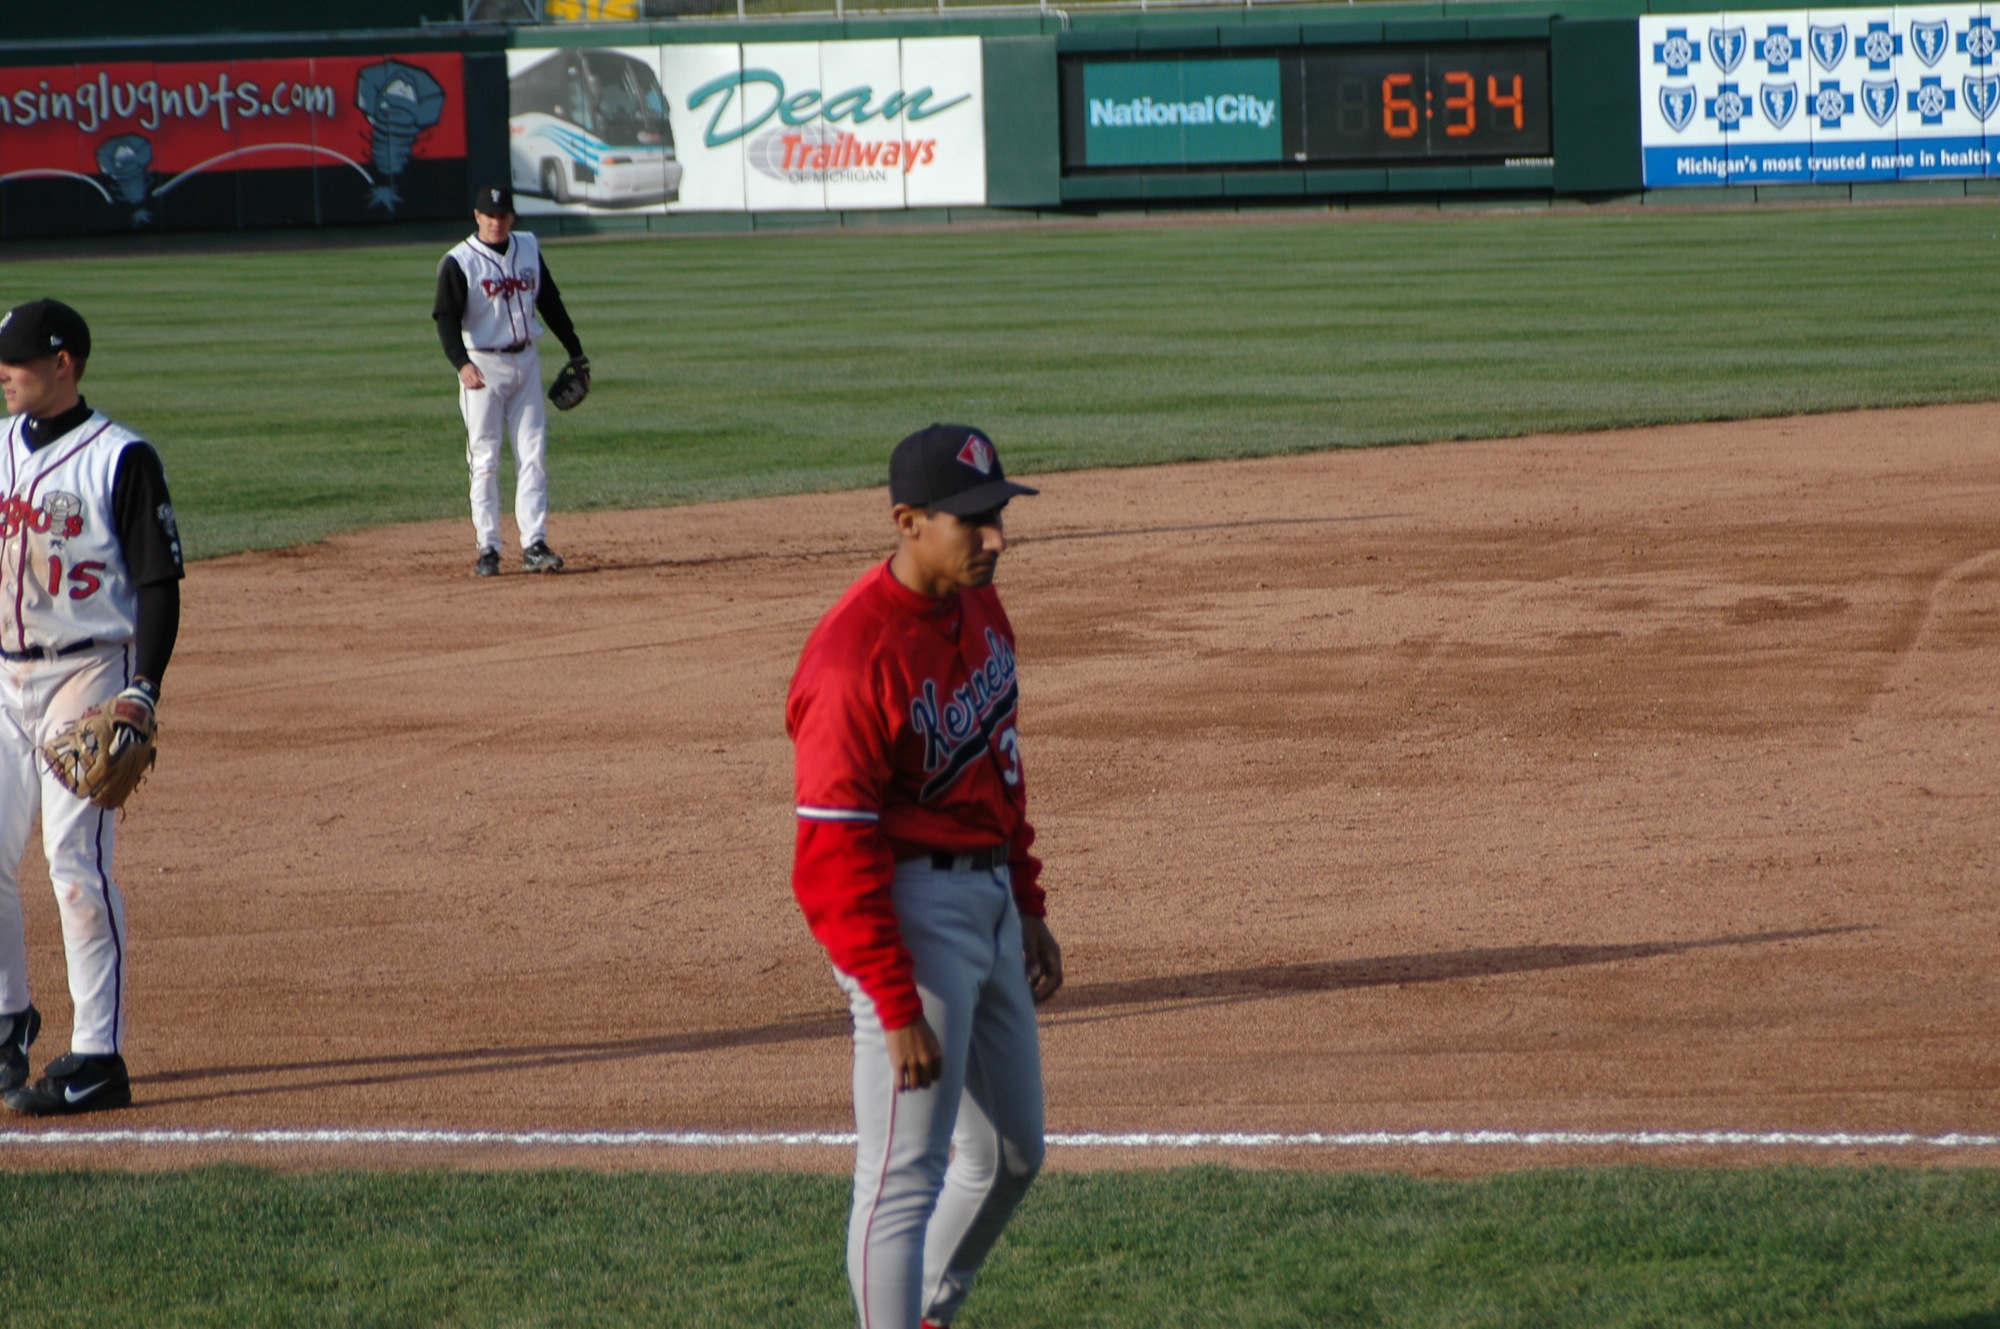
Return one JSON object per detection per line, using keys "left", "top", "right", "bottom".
{"left": 43, "top": 690, "right": 157, "bottom": 810}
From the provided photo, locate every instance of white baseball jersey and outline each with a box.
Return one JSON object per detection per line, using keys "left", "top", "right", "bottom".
{"left": 447, "top": 231, "right": 544, "bottom": 352}
{"left": 1, "top": 412, "right": 142, "bottom": 653}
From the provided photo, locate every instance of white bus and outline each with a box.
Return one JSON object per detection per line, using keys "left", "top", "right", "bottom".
{"left": 509, "top": 49, "right": 682, "bottom": 207}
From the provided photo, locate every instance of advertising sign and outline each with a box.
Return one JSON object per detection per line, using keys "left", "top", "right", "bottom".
{"left": 660, "top": 44, "right": 746, "bottom": 213}
{"left": 1080, "top": 58, "right": 1283, "bottom": 167}
{"left": 1796, "top": 8, "right": 1903, "bottom": 181}
{"left": 507, "top": 46, "right": 678, "bottom": 210}
{"left": 0, "top": 52, "right": 467, "bottom": 236}
{"left": 1640, "top": 5, "right": 1997, "bottom": 184}
{"left": 1061, "top": 45, "right": 1552, "bottom": 173}
{"left": 509, "top": 37, "right": 987, "bottom": 215}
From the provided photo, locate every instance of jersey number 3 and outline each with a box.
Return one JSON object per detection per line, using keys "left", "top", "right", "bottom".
{"left": 47, "top": 557, "right": 105, "bottom": 601}
{"left": 996, "top": 726, "right": 1022, "bottom": 787}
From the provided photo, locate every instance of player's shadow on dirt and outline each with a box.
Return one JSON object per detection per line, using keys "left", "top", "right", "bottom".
{"left": 135, "top": 926, "right": 1857, "bottom": 1109}
{"left": 562, "top": 515, "right": 1404, "bottom": 576}
{"left": 1040, "top": 926, "right": 1865, "bottom": 1027}
{"left": 134, "top": 1012, "right": 856, "bottom": 1108}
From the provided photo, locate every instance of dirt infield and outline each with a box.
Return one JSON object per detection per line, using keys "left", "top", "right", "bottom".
{"left": 4, "top": 405, "right": 1997, "bottom": 1172}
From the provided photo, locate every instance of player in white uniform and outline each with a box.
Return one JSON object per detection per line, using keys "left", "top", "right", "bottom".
{"left": 0, "top": 298, "right": 184, "bottom": 1115}
{"left": 432, "top": 184, "right": 587, "bottom": 579}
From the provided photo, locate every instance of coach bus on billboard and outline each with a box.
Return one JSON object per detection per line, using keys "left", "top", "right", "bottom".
{"left": 507, "top": 48, "right": 681, "bottom": 207}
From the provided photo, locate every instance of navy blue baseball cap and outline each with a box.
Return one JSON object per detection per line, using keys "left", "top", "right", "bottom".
{"left": 473, "top": 183, "right": 515, "bottom": 215}
{"left": 0, "top": 298, "right": 90, "bottom": 363}
{"left": 890, "top": 424, "right": 1038, "bottom": 516}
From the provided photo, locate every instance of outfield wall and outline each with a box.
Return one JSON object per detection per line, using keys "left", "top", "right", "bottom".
{"left": 2, "top": 0, "right": 1995, "bottom": 241}
{"left": 0, "top": 29, "right": 508, "bottom": 240}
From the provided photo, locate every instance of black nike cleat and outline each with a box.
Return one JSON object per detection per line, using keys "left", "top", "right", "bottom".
{"left": 0, "top": 1004, "right": 39, "bottom": 1093}
{"left": 522, "top": 541, "right": 565, "bottom": 573}
{"left": 475, "top": 549, "right": 501, "bottom": 578}
{"left": 3, "top": 1050, "right": 131, "bottom": 1116}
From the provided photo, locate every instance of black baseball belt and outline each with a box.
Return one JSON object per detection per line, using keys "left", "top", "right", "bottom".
{"left": 473, "top": 341, "right": 531, "bottom": 354}
{"left": 924, "top": 846, "right": 1006, "bottom": 872}
{"left": 0, "top": 638, "right": 97, "bottom": 663}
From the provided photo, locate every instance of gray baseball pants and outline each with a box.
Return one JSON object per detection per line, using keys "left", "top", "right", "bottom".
{"left": 836, "top": 855, "right": 1046, "bottom": 1329}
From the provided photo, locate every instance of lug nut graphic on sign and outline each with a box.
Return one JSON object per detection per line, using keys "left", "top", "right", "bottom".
{"left": 94, "top": 134, "right": 155, "bottom": 225}
{"left": 356, "top": 59, "right": 446, "bottom": 211}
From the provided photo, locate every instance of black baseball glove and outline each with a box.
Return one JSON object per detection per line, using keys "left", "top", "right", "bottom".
{"left": 549, "top": 355, "right": 591, "bottom": 411}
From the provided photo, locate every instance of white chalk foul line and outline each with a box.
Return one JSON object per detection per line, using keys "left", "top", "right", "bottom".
{"left": 0, "top": 1129, "right": 860, "bottom": 1148}
{"left": 1051, "top": 1131, "right": 2000, "bottom": 1149}
{"left": 1, "top": 1128, "right": 1998, "bottom": 1150}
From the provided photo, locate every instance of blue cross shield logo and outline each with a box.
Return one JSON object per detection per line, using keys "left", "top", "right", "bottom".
{"left": 1908, "top": 75, "right": 1955, "bottom": 123}
{"left": 1861, "top": 23, "right": 1903, "bottom": 71}
{"left": 1813, "top": 81, "right": 1854, "bottom": 128}
{"left": 1759, "top": 82, "right": 1799, "bottom": 129}
{"left": 1710, "top": 27, "right": 1748, "bottom": 75}
{"left": 1756, "top": 26, "right": 1799, "bottom": 73}
{"left": 1862, "top": 79, "right": 1899, "bottom": 125}
{"left": 1660, "top": 84, "right": 1699, "bottom": 131}
{"left": 1653, "top": 28, "right": 1701, "bottom": 76}
{"left": 1911, "top": 20, "right": 1950, "bottom": 68}
{"left": 1965, "top": 74, "right": 2000, "bottom": 121}
{"left": 1706, "top": 82, "right": 1749, "bottom": 129}
{"left": 1958, "top": 17, "right": 1997, "bottom": 67}
{"left": 1811, "top": 25, "right": 1849, "bottom": 70}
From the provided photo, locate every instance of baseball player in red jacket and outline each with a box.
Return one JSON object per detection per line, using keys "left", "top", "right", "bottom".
{"left": 787, "top": 424, "right": 1063, "bottom": 1329}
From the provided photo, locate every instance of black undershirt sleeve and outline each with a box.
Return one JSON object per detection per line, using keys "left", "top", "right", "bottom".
{"left": 132, "top": 584, "right": 180, "bottom": 689}
{"left": 535, "top": 258, "right": 585, "bottom": 362}
{"left": 111, "top": 442, "right": 184, "bottom": 688}
{"left": 432, "top": 255, "right": 472, "bottom": 372}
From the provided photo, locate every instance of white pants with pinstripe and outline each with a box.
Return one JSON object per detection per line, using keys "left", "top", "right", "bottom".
{"left": 837, "top": 856, "right": 1046, "bottom": 1329}
{"left": 460, "top": 344, "right": 549, "bottom": 556}
{"left": 0, "top": 644, "right": 131, "bottom": 1055}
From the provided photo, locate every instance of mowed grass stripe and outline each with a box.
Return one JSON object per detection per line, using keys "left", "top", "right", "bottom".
{"left": 4, "top": 204, "right": 1995, "bottom": 559}
{"left": 7, "top": 1166, "right": 2000, "bottom": 1327}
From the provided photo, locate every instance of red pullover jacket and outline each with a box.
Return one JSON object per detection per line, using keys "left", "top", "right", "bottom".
{"left": 787, "top": 559, "right": 1045, "bottom": 1031}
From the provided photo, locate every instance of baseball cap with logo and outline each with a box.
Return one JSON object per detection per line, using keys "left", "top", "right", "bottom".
{"left": 473, "top": 184, "right": 515, "bottom": 216}
{"left": 0, "top": 298, "right": 91, "bottom": 363}
{"left": 889, "top": 423, "right": 1038, "bottom": 517}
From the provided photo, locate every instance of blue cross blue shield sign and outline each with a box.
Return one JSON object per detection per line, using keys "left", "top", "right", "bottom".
{"left": 1760, "top": 82, "right": 1800, "bottom": 128}
{"left": 1709, "top": 27, "right": 1748, "bottom": 74}
{"left": 1911, "top": 20, "right": 1950, "bottom": 68}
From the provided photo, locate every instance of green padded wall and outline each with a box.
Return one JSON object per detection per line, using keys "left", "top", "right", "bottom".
{"left": 983, "top": 36, "right": 1061, "bottom": 207}
{"left": 1550, "top": 18, "right": 1642, "bottom": 193}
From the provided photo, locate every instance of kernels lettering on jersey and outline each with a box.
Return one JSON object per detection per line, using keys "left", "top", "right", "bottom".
{"left": 910, "top": 628, "right": 1018, "bottom": 771}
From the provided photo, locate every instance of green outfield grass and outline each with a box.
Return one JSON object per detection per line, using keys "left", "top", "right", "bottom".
{"left": 3, "top": 203, "right": 1995, "bottom": 559}
{"left": 6, "top": 1165, "right": 2000, "bottom": 1327}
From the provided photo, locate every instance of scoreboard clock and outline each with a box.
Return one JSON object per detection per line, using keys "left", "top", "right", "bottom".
{"left": 1295, "top": 46, "right": 1550, "bottom": 162}
{"left": 1062, "top": 43, "right": 1553, "bottom": 172}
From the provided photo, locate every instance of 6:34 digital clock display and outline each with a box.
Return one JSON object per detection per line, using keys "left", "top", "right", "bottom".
{"left": 1061, "top": 43, "right": 1552, "bottom": 171}
{"left": 1295, "top": 47, "right": 1549, "bottom": 161}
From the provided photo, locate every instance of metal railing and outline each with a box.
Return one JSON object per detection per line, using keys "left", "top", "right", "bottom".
{"left": 475, "top": 0, "right": 1368, "bottom": 24}
{"left": 464, "top": 0, "right": 547, "bottom": 18}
